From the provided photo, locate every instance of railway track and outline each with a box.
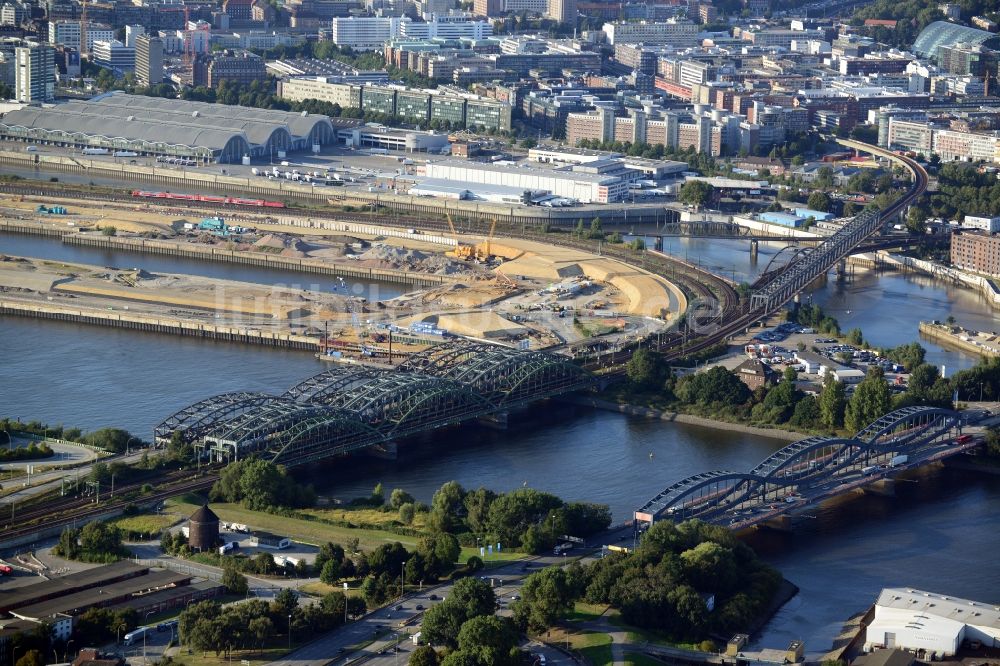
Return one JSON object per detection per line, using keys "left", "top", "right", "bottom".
{"left": 0, "top": 468, "right": 220, "bottom": 545}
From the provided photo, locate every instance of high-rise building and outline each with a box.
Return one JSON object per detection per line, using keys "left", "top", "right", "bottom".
{"left": 15, "top": 43, "right": 55, "bottom": 102}
{"left": 545, "top": 0, "right": 576, "bottom": 25}
{"left": 135, "top": 34, "right": 163, "bottom": 84}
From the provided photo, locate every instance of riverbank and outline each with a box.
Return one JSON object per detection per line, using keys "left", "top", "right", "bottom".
{"left": 918, "top": 320, "right": 1000, "bottom": 358}
{"left": 563, "top": 396, "right": 806, "bottom": 442}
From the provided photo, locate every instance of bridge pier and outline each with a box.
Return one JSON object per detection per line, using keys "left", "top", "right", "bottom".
{"left": 367, "top": 441, "right": 398, "bottom": 460}
{"left": 750, "top": 239, "right": 759, "bottom": 261}
{"left": 477, "top": 411, "right": 509, "bottom": 430}
{"left": 654, "top": 236, "right": 663, "bottom": 252}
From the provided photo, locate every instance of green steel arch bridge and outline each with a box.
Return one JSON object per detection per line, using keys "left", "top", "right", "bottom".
{"left": 634, "top": 406, "right": 982, "bottom": 532}
{"left": 154, "top": 342, "right": 595, "bottom": 467}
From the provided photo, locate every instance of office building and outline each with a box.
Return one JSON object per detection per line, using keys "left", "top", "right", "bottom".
{"left": 48, "top": 20, "right": 114, "bottom": 52}
{"left": 15, "top": 42, "right": 54, "bottom": 103}
{"left": 330, "top": 16, "right": 403, "bottom": 50}
{"left": 205, "top": 50, "right": 266, "bottom": 87}
{"left": 602, "top": 19, "right": 699, "bottom": 46}
{"left": 135, "top": 34, "right": 163, "bottom": 85}
{"left": 545, "top": 0, "right": 576, "bottom": 25}
{"left": 91, "top": 40, "right": 135, "bottom": 74}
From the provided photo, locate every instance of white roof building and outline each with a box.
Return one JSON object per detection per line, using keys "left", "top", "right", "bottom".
{"left": 865, "top": 588, "right": 1000, "bottom": 657}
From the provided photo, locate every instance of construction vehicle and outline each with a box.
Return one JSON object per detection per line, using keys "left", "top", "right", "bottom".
{"left": 445, "top": 214, "right": 476, "bottom": 260}
{"left": 474, "top": 218, "right": 498, "bottom": 263}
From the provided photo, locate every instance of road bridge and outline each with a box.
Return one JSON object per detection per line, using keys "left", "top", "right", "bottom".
{"left": 634, "top": 407, "right": 980, "bottom": 531}
{"left": 154, "top": 341, "right": 594, "bottom": 466}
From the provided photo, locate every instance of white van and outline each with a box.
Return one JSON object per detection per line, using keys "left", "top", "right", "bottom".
{"left": 124, "top": 627, "right": 149, "bottom": 645}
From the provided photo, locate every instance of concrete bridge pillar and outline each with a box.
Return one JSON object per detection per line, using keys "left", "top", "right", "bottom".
{"left": 478, "top": 411, "right": 509, "bottom": 430}
{"left": 750, "top": 239, "right": 759, "bottom": 261}
{"left": 654, "top": 236, "right": 663, "bottom": 252}
{"left": 367, "top": 441, "right": 398, "bottom": 460}
{"left": 865, "top": 478, "right": 895, "bottom": 497}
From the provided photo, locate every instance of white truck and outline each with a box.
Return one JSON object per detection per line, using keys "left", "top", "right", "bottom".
{"left": 890, "top": 454, "right": 909, "bottom": 467}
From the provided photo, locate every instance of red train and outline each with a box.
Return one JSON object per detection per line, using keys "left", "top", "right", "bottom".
{"left": 130, "top": 190, "right": 285, "bottom": 208}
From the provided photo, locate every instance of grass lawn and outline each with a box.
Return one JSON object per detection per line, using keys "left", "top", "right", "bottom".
{"left": 112, "top": 513, "right": 176, "bottom": 537}
{"left": 547, "top": 628, "right": 614, "bottom": 666}
{"left": 171, "top": 646, "right": 296, "bottom": 666}
{"left": 568, "top": 601, "right": 609, "bottom": 622}
{"left": 165, "top": 495, "right": 526, "bottom": 567}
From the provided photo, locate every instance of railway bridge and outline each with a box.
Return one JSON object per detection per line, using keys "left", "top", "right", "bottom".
{"left": 154, "top": 342, "right": 595, "bottom": 466}
{"left": 634, "top": 406, "right": 979, "bottom": 531}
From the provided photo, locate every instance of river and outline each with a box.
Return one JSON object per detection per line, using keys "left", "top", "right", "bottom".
{"left": 1, "top": 232, "right": 999, "bottom": 655}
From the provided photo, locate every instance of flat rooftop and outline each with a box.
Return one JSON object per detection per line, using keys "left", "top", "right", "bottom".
{"left": 11, "top": 570, "right": 191, "bottom": 621}
{"left": 427, "top": 158, "right": 620, "bottom": 184}
{"left": 0, "top": 561, "right": 147, "bottom": 612}
{"left": 876, "top": 587, "right": 1000, "bottom": 629}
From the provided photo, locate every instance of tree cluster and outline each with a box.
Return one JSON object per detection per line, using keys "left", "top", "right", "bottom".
{"left": 210, "top": 458, "right": 316, "bottom": 511}
{"left": 54, "top": 522, "right": 128, "bottom": 563}
{"left": 572, "top": 521, "right": 780, "bottom": 640}
{"left": 927, "top": 162, "right": 1000, "bottom": 221}
{"left": 425, "top": 481, "right": 611, "bottom": 554}
{"left": 0, "top": 442, "right": 53, "bottom": 461}
{"left": 179, "top": 591, "right": 357, "bottom": 657}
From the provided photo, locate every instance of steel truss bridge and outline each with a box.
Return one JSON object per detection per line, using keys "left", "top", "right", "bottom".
{"left": 634, "top": 406, "right": 972, "bottom": 530}
{"left": 154, "top": 342, "right": 594, "bottom": 466}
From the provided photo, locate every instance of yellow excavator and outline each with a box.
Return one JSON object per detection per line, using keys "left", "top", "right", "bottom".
{"left": 474, "top": 218, "right": 498, "bottom": 263}
{"left": 445, "top": 213, "right": 476, "bottom": 260}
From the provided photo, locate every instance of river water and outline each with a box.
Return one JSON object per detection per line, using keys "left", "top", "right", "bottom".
{"left": 2, "top": 232, "right": 999, "bottom": 655}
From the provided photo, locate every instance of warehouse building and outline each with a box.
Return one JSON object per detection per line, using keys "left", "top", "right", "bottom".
{"left": 0, "top": 92, "right": 344, "bottom": 163}
{"left": 421, "top": 159, "right": 628, "bottom": 203}
{"left": 864, "top": 587, "right": 1000, "bottom": 657}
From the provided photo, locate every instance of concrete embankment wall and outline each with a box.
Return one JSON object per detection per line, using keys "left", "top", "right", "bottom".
{"left": 882, "top": 253, "right": 1000, "bottom": 309}
{"left": 918, "top": 321, "right": 1000, "bottom": 358}
{"left": 0, "top": 298, "right": 321, "bottom": 350}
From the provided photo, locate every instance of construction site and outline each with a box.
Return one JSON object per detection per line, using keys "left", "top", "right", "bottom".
{"left": 0, "top": 191, "right": 684, "bottom": 356}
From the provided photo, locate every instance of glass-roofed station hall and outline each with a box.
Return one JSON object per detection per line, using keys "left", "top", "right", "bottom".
{"left": 912, "top": 20, "right": 1000, "bottom": 60}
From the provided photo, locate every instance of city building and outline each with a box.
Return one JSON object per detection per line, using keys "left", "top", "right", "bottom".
{"left": 266, "top": 58, "right": 388, "bottom": 83}
{"left": 204, "top": 50, "right": 266, "bottom": 87}
{"left": 545, "top": 0, "right": 576, "bottom": 25}
{"left": 964, "top": 215, "right": 1000, "bottom": 233}
{"left": 864, "top": 587, "right": 1000, "bottom": 656}
{"left": 602, "top": 19, "right": 699, "bottom": 46}
{"left": 329, "top": 16, "right": 404, "bottom": 50}
{"left": 91, "top": 40, "right": 135, "bottom": 74}
{"left": 338, "top": 125, "right": 450, "bottom": 151}
{"left": 951, "top": 230, "right": 1000, "bottom": 276}
{"left": 14, "top": 42, "right": 54, "bottom": 103}
{"left": 421, "top": 158, "right": 630, "bottom": 203}
{"left": 735, "top": 358, "right": 780, "bottom": 389}
{"left": 912, "top": 20, "right": 1000, "bottom": 60}
{"left": 135, "top": 34, "right": 163, "bottom": 85}
{"left": 48, "top": 20, "right": 114, "bottom": 52}
{"left": 0, "top": 93, "right": 341, "bottom": 163}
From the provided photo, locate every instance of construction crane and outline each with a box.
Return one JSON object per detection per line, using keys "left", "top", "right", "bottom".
{"left": 475, "top": 218, "right": 498, "bottom": 263}
{"left": 445, "top": 213, "right": 475, "bottom": 260}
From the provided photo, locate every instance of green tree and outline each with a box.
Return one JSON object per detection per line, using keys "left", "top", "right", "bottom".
{"left": 626, "top": 348, "right": 665, "bottom": 390}
{"left": 221, "top": 567, "right": 248, "bottom": 595}
{"left": 390, "top": 488, "right": 414, "bottom": 508}
{"left": 399, "top": 502, "right": 416, "bottom": 525}
{"left": 846, "top": 328, "right": 864, "bottom": 345}
{"left": 819, "top": 373, "right": 847, "bottom": 429}
{"left": 454, "top": 615, "right": 520, "bottom": 665}
{"left": 678, "top": 180, "right": 714, "bottom": 209}
{"left": 845, "top": 366, "right": 892, "bottom": 433}
{"left": 418, "top": 532, "right": 461, "bottom": 578}
{"left": 512, "top": 567, "right": 577, "bottom": 632}
{"left": 429, "top": 481, "right": 466, "bottom": 533}
{"left": 372, "top": 482, "right": 385, "bottom": 505}
{"left": 101, "top": 226, "right": 117, "bottom": 237}
{"left": 410, "top": 646, "right": 440, "bottom": 666}
{"left": 320, "top": 559, "right": 343, "bottom": 585}
{"left": 806, "top": 191, "right": 831, "bottom": 212}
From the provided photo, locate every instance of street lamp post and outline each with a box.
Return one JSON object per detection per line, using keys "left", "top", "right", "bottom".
{"left": 144, "top": 610, "right": 155, "bottom": 665}
{"left": 287, "top": 614, "right": 292, "bottom": 650}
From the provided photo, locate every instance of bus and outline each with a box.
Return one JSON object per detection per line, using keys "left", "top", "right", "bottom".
{"left": 124, "top": 627, "right": 149, "bottom": 645}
